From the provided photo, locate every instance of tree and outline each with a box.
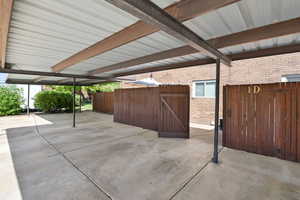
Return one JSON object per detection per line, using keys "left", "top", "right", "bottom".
{"left": 49, "top": 82, "right": 120, "bottom": 101}
{"left": 0, "top": 85, "right": 24, "bottom": 116}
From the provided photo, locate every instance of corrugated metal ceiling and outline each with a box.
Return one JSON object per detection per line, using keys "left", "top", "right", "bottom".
{"left": 5, "top": 0, "right": 300, "bottom": 83}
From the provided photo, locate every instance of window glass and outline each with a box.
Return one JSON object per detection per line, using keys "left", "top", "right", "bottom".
{"left": 206, "top": 82, "right": 215, "bottom": 97}
{"left": 195, "top": 82, "right": 204, "bottom": 96}
{"left": 193, "top": 80, "right": 216, "bottom": 98}
{"left": 282, "top": 74, "right": 300, "bottom": 82}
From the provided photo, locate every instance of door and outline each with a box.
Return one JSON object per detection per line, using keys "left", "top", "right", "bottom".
{"left": 158, "top": 86, "right": 190, "bottom": 138}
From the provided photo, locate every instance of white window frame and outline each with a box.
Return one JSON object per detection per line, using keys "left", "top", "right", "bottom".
{"left": 192, "top": 80, "right": 216, "bottom": 98}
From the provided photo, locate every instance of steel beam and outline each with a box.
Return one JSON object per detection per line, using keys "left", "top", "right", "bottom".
{"left": 5, "top": 78, "right": 93, "bottom": 86}
{"left": 90, "top": 17, "right": 300, "bottom": 75}
{"left": 51, "top": 0, "right": 238, "bottom": 72}
{"left": 104, "top": 0, "right": 231, "bottom": 66}
{"left": 0, "top": 68, "right": 127, "bottom": 81}
{"left": 212, "top": 59, "right": 221, "bottom": 163}
{"left": 114, "top": 43, "right": 300, "bottom": 77}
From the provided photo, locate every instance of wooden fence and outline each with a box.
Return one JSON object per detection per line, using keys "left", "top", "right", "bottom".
{"left": 223, "top": 82, "right": 300, "bottom": 162}
{"left": 114, "top": 85, "right": 190, "bottom": 138}
{"left": 114, "top": 87, "right": 159, "bottom": 130}
{"left": 92, "top": 92, "right": 114, "bottom": 114}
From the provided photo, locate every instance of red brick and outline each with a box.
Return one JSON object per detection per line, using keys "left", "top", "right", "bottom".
{"left": 122, "top": 52, "right": 300, "bottom": 125}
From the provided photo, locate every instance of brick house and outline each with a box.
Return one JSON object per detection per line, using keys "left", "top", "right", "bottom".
{"left": 122, "top": 52, "right": 300, "bottom": 125}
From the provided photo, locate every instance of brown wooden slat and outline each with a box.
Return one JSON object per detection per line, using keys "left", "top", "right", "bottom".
{"left": 289, "top": 83, "right": 297, "bottom": 161}
{"left": 92, "top": 92, "right": 114, "bottom": 114}
{"left": 158, "top": 85, "right": 190, "bottom": 138}
{"left": 265, "top": 85, "right": 275, "bottom": 156}
{"left": 222, "top": 85, "right": 227, "bottom": 147}
{"left": 114, "top": 87, "right": 160, "bottom": 130}
{"left": 296, "top": 83, "right": 300, "bottom": 162}
{"left": 240, "top": 85, "right": 247, "bottom": 151}
{"left": 161, "top": 96, "right": 186, "bottom": 130}
{"left": 113, "top": 85, "right": 189, "bottom": 137}
{"left": 223, "top": 82, "right": 300, "bottom": 163}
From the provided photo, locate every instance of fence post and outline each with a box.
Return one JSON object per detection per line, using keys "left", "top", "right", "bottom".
{"left": 212, "top": 59, "right": 221, "bottom": 163}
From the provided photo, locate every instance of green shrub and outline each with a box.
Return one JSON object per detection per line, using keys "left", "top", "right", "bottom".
{"left": 34, "top": 90, "right": 75, "bottom": 112}
{"left": 0, "top": 86, "right": 23, "bottom": 116}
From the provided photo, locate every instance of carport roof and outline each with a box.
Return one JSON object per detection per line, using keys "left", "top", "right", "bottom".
{"left": 1, "top": 0, "right": 300, "bottom": 85}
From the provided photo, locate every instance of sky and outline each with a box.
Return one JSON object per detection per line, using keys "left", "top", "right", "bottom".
{"left": 0, "top": 73, "right": 8, "bottom": 84}
{"left": 0, "top": 73, "right": 42, "bottom": 108}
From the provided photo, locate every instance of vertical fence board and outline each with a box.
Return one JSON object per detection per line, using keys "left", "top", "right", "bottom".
{"left": 223, "top": 82, "right": 300, "bottom": 162}
{"left": 92, "top": 92, "right": 114, "bottom": 114}
{"left": 223, "top": 86, "right": 227, "bottom": 147}
{"left": 297, "top": 83, "right": 300, "bottom": 162}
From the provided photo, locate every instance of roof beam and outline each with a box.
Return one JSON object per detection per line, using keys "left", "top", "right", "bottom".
{"left": 0, "top": 0, "right": 14, "bottom": 68}
{"left": 0, "top": 68, "right": 133, "bottom": 81}
{"left": 32, "top": 77, "right": 45, "bottom": 83}
{"left": 89, "top": 17, "right": 300, "bottom": 75}
{"left": 103, "top": 0, "right": 231, "bottom": 65}
{"left": 51, "top": 0, "right": 239, "bottom": 72}
{"left": 5, "top": 79, "right": 94, "bottom": 86}
{"left": 113, "top": 43, "right": 300, "bottom": 77}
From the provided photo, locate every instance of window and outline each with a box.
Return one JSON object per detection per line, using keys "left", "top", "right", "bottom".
{"left": 192, "top": 80, "right": 216, "bottom": 98}
{"left": 281, "top": 74, "right": 300, "bottom": 82}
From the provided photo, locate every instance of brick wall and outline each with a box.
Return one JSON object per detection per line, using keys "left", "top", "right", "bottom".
{"left": 122, "top": 52, "right": 300, "bottom": 125}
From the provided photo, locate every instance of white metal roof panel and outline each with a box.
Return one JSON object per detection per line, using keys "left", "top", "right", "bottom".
{"left": 5, "top": 0, "right": 300, "bottom": 83}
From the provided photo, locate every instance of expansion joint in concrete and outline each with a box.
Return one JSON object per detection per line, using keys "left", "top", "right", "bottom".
{"left": 168, "top": 146, "right": 225, "bottom": 200}
{"left": 32, "top": 114, "right": 113, "bottom": 200}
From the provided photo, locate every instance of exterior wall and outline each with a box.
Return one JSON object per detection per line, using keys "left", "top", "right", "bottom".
{"left": 122, "top": 52, "right": 300, "bottom": 125}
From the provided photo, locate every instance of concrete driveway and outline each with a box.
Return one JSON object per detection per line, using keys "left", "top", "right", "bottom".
{"left": 0, "top": 112, "right": 299, "bottom": 200}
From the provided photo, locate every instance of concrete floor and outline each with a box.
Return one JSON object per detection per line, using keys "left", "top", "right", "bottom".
{"left": 0, "top": 112, "right": 300, "bottom": 200}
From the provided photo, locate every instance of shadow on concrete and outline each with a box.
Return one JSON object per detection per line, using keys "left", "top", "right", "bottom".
{"left": 1, "top": 111, "right": 219, "bottom": 200}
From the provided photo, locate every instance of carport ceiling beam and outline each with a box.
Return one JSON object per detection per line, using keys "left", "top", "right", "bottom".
{"left": 51, "top": 0, "right": 238, "bottom": 72}
{"left": 90, "top": 17, "right": 300, "bottom": 75}
{"left": 105, "top": 0, "right": 231, "bottom": 66}
{"left": 5, "top": 79, "right": 94, "bottom": 86}
{"left": 0, "top": 68, "right": 133, "bottom": 81}
{"left": 0, "top": 0, "right": 14, "bottom": 68}
{"left": 113, "top": 43, "right": 300, "bottom": 77}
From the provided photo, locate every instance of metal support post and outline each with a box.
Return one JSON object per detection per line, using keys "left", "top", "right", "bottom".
{"left": 79, "top": 86, "right": 82, "bottom": 112}
{"left": 27, "top": 84, "right": 30, "bottom": 115}
{"left": 73, "top": 78, "right": 76, "bottom": 127}
{"left": 212, "top": 59, "right": 221, "bottom": 163}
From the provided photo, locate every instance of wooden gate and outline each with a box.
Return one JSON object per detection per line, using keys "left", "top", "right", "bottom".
{"left": 114, "top": 85, "right": 190, "bottom": 138}
{"left": 223, "top": 82, "right": 300, "bottom": 162}
{"left": 158, "top": 85, "right": 190, "bottom": 138}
